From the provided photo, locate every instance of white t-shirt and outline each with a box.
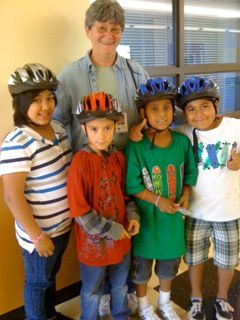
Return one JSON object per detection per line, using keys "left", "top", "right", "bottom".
{"left": 178, "top": 117, "right": 240, "bottom": 221}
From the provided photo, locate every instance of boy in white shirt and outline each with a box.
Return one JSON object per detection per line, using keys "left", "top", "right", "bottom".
{"left": 177, "top": 76, "right": 240, "bottom": 320}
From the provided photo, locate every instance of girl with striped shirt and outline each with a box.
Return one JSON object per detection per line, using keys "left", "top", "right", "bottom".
{"left": 0, "top": 63, "right": 72, "bottom": 320}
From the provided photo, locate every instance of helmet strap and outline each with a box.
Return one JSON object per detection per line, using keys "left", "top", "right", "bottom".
{"left": 141, "top": 107, "right": 172, "bottom": 149}
{"left": 81, "top": 124, "right": 88, "bottom": 138}
{"left": 146, "top": 120, "right": 165, "bottom": 149}
{"left": 192, "top": 128, "right": 199, "bottom": 164}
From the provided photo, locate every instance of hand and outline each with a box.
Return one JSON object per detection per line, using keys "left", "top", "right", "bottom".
{"left": 173, "top": 203, "right": 187, "bottom": 220}
{"left": 157, "top": 196, "right": 178, "bottom": 214}
{"left": 119, "top": 228, "right": 131, "bottom": 240}
{"left": 35, "top": 233, "right": 55, "bottom": 257}
{"left": 129, "top": 119, "right": 147, "bottom": 142}
{"left": 175, "top": 185, "right": 190, "bottom": 218}
{"left": 128, "top": 219, "right": 140, "bottom": 236}
{"left": 177, "top": 194, "right": 189, "bottom": 209}
{"left": 227, "top": 149, "right": 240, "bottom": 171}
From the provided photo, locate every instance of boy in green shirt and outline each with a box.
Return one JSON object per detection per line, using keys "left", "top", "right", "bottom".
{"left": 125, "top": 78, "right": 198, "bottom": 320}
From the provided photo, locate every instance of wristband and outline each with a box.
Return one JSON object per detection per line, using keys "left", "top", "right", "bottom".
{"left": 154, "top": 195, "right": 161, "bottom": 207}
{"left": 31, "top": 231, "right": 44, "bottom": 244}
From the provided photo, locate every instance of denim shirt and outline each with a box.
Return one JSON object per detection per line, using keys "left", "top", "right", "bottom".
{"left": 54, "top": 51, "right": 149, "bottom": 152}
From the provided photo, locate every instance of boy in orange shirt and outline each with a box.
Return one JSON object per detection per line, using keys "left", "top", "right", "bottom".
{"left": 67, "top": 92, "right": 140, "bottom": 320}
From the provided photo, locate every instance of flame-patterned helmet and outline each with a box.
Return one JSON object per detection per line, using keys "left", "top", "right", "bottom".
{"left": 177, "top": 76, "right": 220, "bottom": 110}
{"left": 76, "top": 92, "right": 122, "bottom": 124}
{"left": 8, "top": 63, "right": 59, "bottom": 97}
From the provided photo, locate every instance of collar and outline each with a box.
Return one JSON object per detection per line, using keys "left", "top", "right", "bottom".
{"left": 20, "top": 121, "right": 62, "bottom": 145}
{"left": 86, "top": 50, "right": 122, "bottom": 71}
{"left": 82, "top": 144, "right": 117, "bottom": 155}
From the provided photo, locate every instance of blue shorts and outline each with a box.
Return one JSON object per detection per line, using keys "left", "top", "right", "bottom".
{"left": 131, "top": 256, "right": 181, "bottom": 284}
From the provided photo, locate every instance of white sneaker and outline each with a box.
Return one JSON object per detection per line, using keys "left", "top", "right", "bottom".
{"left": 99, "top": 294, "right": 111, "bottom": 317}
{"left": 127, "top": 292, "right": 138, "bottom": 315}
{"left": 139, "top": 305, "right": 161, "bottom": 320}
{"left": 159, "top": 301, "right": 181, "bottom": 320}
{"left": 99, "top": 292, "right": 138, "bottom": 317}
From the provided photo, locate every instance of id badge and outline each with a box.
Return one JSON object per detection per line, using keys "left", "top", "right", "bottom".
{"left": 115, "top": 112, "right": 128, "bottom": 133}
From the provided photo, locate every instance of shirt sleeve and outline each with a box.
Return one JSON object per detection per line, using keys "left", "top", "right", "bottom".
{"left": 75, "top": 209, "right": 123, "bottom": 240}
{"left": 128, "top": 59, "right": 149, "bottom": 85}
{"left": 0, "top": 138, "right": 32, "bottom": 175}
{"left": 53, "top": 75, "right": 72, "bottom": 127}
{"left": 126, "top": 199, "right": 140, "bottom": 221}
{"left": 68, "top": 150, "right": 128, "bottom": 240}
{"left": 183, "top": 136, "right": 198, "bottom": 186}
{"left": 67, "top": 152, "right": 92, "bottom": 216}
{"left": 124, "top": 141, "right": 145, "bottom": 196}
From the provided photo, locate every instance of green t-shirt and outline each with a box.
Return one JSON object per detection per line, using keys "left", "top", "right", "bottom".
{"left": 95, "top": 66, "right": 117, "bottom": 98}
{"left": 125, "top": 130, "right": 197, "bottom": 259}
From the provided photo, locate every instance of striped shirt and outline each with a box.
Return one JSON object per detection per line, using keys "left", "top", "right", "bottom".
{"left": 0, "top": 120, "right": 72, "bottom": 253}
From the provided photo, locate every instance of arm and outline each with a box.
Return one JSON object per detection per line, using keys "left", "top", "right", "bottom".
{"left": 68, "top": 153, "right": 130, "bottom": 241}
{"left": 134, "top": 188, "right": 178, "bottom": 214}
{"left": 125, "top": 199, "right": 140, "bottom": 236}
{"left": 177, "top": 184, "right": 191, "bottom": 209}
{"left": 129, "top": 119, "right": 147, "bottom": 142}
{"left": 75, "top": 209, "right": 130, "bottom": 240}
{"left": 125, "top": 141, "right": 180, "bottom": 214}
{"left": 2, "top": 172, "right": 54, "bottom": 257}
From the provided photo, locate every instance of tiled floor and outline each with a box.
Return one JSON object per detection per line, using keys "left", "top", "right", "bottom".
{"left": 56, "top": 258, "right": 189, "bottom": 320}
{"left": 55, "top": 244, "right": 240, "bottom": 320}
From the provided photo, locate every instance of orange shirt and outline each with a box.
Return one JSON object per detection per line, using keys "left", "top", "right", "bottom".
{"left": 67, "top": 149, "right": 130, "bottom": 266}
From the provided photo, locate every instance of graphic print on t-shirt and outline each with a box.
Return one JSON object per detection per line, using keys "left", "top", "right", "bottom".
{"left": 152, "top": 166, "right": 163, "bottom": 195}
{"left": 141, "top": 165, "right": 177, "bottom": 200}
{"left": 198, "top": 140, "right": 237, "bottom": 170}
{"left": 167, "top": 164, "right": 176, "bottom": 201}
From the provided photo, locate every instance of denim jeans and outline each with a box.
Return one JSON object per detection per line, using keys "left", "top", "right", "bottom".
{"left": 22, "top": 231, "right": 70, "bottom": 320}
{"left": 80, "top": 252, "right": 130, "bottom": 320}
{"left": 103, "top": 273, "right": 135, "bottom": 294}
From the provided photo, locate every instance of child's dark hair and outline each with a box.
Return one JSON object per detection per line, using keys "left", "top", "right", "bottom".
{"left": 12, "top": 89, "right": 57, "bottom": 127}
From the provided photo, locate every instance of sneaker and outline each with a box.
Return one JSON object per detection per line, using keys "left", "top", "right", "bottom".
{"left": 188, "top": 299, "right": 206, "bottom": 320}
{"left": 127, "top": 292, "right": 138, "bottom": 315}
{"left": 99, "top": 294, "right": 111, "bottom": 317}
{"left": 139, "top": 305, "right": 161, "bottom": 320}
{"left": 158, "top": 301, "right": 181, "bottom": 320}
{"left": 214, "top": 299, "right": 234, "bottom": 320}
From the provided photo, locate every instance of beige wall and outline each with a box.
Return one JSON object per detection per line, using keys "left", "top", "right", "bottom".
{"left": 0, "top": 0, "right": 91, "bottom": 314}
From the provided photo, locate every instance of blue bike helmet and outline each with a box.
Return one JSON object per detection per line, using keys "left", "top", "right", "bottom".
{"left": 177, "top": 76, "right": 220, "bottom": 110}
{"left": 135, "top": 78, "right": 176, "bottom": 109}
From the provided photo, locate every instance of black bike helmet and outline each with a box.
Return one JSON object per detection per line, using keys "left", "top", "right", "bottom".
{"left": 76, "top": 92, "right": 122, "bottom": 124}
{"left": 177, "top": 76, "right": 220, "bottom": 110}
{"left": 135, "top": 78, "right": 176, "bottom": 109}
{"left": 8, "top": 63, "right": 59, "bottom": 97}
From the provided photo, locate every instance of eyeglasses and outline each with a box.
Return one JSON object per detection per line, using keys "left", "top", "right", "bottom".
{"left": 92, "top": 24, "right": 122, "bottom": 35}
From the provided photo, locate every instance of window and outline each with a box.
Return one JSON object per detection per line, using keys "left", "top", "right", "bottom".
{"left": 120, "top": 1, "right": 174, "bottom": 66}
{"left": 184, "top": 0, "right": 240, "bottom": 64}
{"left": 118, "top": 0, "right": 240, "bottom": 114}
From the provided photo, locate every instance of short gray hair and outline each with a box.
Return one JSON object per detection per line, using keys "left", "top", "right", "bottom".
{"left": 85, "top": 0, "right": 125, "bottom": 29}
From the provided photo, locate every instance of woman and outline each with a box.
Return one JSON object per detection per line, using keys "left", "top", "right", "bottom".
{"left": 53, "top": 0, "right": 149, "bottom": 316}
{"left": 54, "top": 0, "right": 149, "bottom": 152}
